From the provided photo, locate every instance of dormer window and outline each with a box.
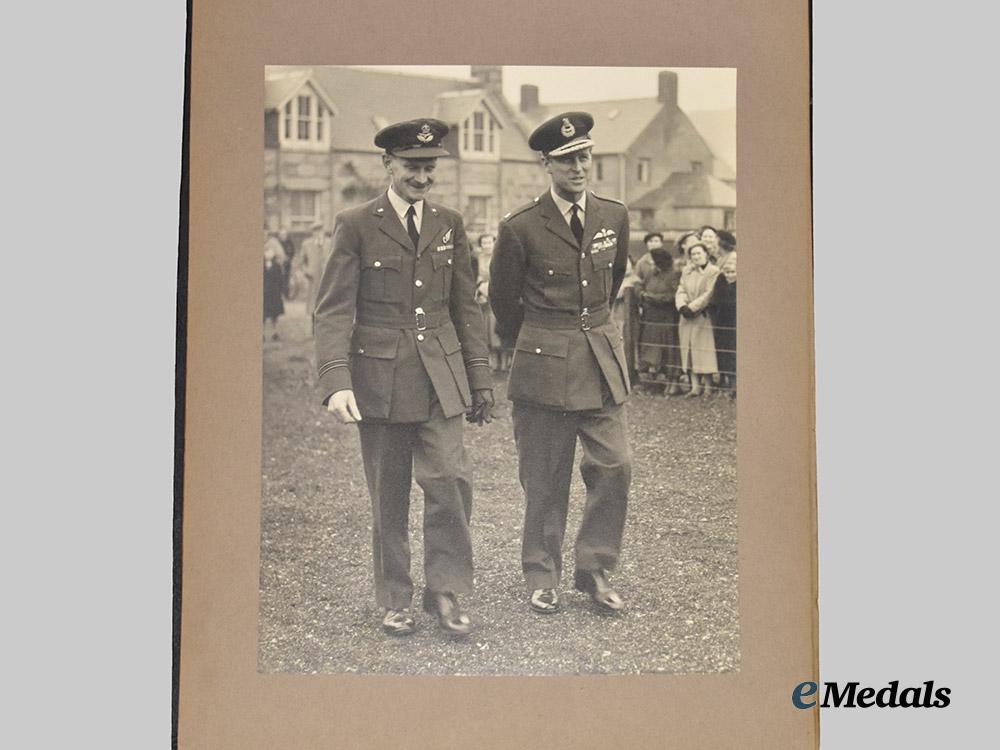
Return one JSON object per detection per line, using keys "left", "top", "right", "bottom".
{"left": 460, "top": 106, "right": 499, "bottom": 161}
{"left": 280, "top": 86, "right": 331, "bottom": 151}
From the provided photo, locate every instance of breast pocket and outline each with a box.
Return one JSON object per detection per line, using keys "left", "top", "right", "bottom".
{"left": 540, "top": 264, "right": 574, "bottom": 307}
{"left": 360, "top": 254, "right": 402, "bottom": 302}
{"left": 430, "top": 251, "right": 454, "bottom": 301}
{"left": 589, "top": 247, "right": 617, "bottom": 299}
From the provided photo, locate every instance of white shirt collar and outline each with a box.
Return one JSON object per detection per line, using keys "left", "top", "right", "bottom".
{"left": 386, "top": 188, "right": 423, "bottom": 230}
{"left": 549, "top": 186, "right": 587, "bottom": 225}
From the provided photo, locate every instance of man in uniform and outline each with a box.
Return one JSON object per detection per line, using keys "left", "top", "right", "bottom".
{"left": 489, "top": 112, "right": 633, "bottom": 616}
{"left": 314, "top": 118, "right": 494, "bottom": 637}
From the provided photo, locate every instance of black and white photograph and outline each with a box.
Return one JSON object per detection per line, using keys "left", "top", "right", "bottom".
{"left": 258, "top": 65, "right": 738, "bottom": 675}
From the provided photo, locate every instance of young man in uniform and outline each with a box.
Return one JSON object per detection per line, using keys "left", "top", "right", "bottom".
{"left": 314, "top": 119, "right": 494, "bottom": 636}
{"left": 489, "top": 112, "right": 633, "bottom": 616}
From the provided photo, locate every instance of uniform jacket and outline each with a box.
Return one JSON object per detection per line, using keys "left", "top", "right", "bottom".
{"left": 489, "top": 190, "right": 632, "bottom": 411}
{"left": 314, "top": 192, "right": 491, "bottom": 422}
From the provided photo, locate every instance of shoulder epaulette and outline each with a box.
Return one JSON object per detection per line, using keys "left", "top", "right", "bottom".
{"left": 591, "top": 191, "right": 627, "bottom": 208}
{"left": 501, "top": 195, "right": 543, "bottom": 222}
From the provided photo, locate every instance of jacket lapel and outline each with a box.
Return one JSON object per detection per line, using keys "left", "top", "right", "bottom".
{"left": 539, "top": 191, "right": 581, "bottom": 251}
{"left": 580, "top": 192, "right": 604, "bottom": 255}
{"left": 373, "top": 193, "right": 414, "bottom": 252}
{"left": 417, "top": 203, "right": 445, "bottom": 257}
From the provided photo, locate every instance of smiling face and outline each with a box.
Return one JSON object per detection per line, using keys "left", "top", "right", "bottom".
{"left": 700, "top": 228, "right": 719, "bottom": 253}
{"left": 723, "top": 254, "right": 737, "bottom": 283}
{"left": 645, "top": 235, "right": 664, "bottom": 251}
{"left": 543, "top": 148, "right": 592, "bottom": 202}
{"left": 384, "top": 154, "right": 438, "bottom": 203}
{"left": 689, "top": 244, "right": 708, "bottom": 267}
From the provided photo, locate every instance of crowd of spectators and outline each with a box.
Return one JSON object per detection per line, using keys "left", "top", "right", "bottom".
{"left": 622, "top": 226, "right": 737, "bottom": 399}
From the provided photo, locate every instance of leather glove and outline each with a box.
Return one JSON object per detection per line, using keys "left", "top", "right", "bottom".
{"left": 680, "top": 305, "right": 696, "bottom": 319}
{"left": 466, "top": 388, "right": 495, "bottom": 425}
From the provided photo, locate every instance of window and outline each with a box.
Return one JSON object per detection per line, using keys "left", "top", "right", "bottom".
{"left": 465, "top": 195, "right": 494, "bottom": 234}
{"left": 279, "top": 87, "right": 330, "bottom": 150}
{"left": 460, "top": 106, "right": 500, "bottom": 160}
{"left": 723, "top": 209, "right": 736, "bottom": 230}
{"left": 595, "top": 158, "right": 604, "bottom": 181}
{"left": 287, "top": 190, "right": 319, "bottom": 230}
{"left": 637, "top": 158, "right": 651, "bottom": 183}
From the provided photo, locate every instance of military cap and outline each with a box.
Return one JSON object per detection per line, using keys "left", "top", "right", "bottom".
{"left": 529, "top": 111, "right": 595, "bottom": 156}
{"left": 374, "top": 118, "right": 450, "bottom": 158}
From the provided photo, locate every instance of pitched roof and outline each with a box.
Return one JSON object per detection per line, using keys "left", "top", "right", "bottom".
{"left": 264, "top": 66, "right": 537, "bottom": 159}
{"left": 632, "top": 171, "right": 737, "bottom": 210}
{"left": 521, "top": 98, "right": 667, "bottom": 155}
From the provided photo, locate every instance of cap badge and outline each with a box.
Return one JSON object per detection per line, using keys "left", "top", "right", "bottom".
{"left": 416, "top": 123, "right": 434, "bottom": 143}
{"left": 560, "top": 118, "right": 576, "bottom": 137}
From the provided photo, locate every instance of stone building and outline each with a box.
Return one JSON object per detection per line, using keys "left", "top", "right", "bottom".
{"left": 264, "top": 66, "right": 735, "bottom": 251}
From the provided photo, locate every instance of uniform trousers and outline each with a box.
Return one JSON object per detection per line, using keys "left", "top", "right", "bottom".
{"left": 511, "top": 399, "right": 631, "bottom": 591}
{"left": 357, "top": 402, "right": 473, "bottom": 610}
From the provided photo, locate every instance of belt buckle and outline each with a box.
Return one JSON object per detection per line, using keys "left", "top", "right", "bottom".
{"left": 580, "top": 308, "right": 592, "bottom": 331}
{"left": 415, "top": 307, "right": 427, "bottom": 331}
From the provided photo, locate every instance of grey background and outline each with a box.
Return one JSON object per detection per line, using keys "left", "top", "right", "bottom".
{"left": 3, "top": 0, "right": 996, "bottom": 747}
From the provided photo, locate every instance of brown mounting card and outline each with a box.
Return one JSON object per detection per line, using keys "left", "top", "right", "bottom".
{"left": 177, "top": 0, "right": 816, "bottom": 747}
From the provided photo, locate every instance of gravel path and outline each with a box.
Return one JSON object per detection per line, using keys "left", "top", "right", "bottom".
{"left": 258, "top": 305, "right": 739, "bottom": 675}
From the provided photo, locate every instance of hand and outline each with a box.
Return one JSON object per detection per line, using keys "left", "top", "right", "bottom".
{"left": 327, "top": 389, "right": 362, "bottom": 423}
{"left": 680, "top": 305, "right": 695, "bottom": 319}
{"left": 466, "top": 388, "right": 495, "bottom": 426}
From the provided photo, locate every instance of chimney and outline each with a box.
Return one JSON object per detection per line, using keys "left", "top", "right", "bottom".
{"left": 471, "top": 65, "right": 503, "bottom": 96}
{"left": 520, "top": 84, "right": 539, "bottom": 112}
{"left": 658, "top": 70, "right": 678, "bottom": 108}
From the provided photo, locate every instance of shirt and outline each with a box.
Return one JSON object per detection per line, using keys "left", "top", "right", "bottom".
{"left": 549, "top": 186, "right": 587, "bottom": 228}
{"left": 386, "top": 188, "right": 423, "bottom": 234}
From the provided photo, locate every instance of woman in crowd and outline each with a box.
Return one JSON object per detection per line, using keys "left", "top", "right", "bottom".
{"left": 635, "top": 233, "right": 683, "bottom": 395}
{"left": 263, "top": 230, "right": 286, "bottom": 341}
{"left": 676, "top": 241, "right": 720, "bottom": 396}
{"left": 711, "top": 252, "right": 737, "bottom": 399}
{"left": 474, "top": 233, "right": 507, "bottom": 371}
{"left": 699, "top": 226, "right": 721, "bottom": 265}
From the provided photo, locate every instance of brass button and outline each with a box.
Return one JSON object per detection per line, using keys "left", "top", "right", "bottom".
{"left": 547, "top": 269, "right": 554, "bottom": 276}
{"left": 358, "top": 347, "right": 365, "bottom": 354}
{"left": 415, "top": 279, "right": 423, "bottom": 287}
{"left": 581, "top": 253, "right": 586, "bottom": 259}
{"left": 535, "top": 347, "right": 542, "bottom": 354}
{"left": 608, "top": 261, "right": 613, "bottom": 267}
{"left": 417, "top": 334, "right": 425, "bottom": 342}
{"left": 582, "top": 280, "right": 589, "bottom": 287}
{"left": 447, "top": 258, "right": 452, "bottom": 265}
{"left": 373, "top": 260, "right": 382, "bottom": 268}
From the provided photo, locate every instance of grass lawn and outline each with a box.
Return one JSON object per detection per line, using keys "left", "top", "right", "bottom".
{"left": 258, "top": 303, "right": 739, "bottom": 675}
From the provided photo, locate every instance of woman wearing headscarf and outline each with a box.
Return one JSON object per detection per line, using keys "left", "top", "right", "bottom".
{"left": 635, "top": 233, "right": 683, "bottom": 394}
{"left": 676, "top": 241, "right": 720, "bottom": 396}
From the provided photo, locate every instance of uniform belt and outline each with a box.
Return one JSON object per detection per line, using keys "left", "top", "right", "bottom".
{"left": 523, "top": 305, "right": 610, "bottom": 331}
{"left": 357, "top": 307, "right": 451, "bottom": 330}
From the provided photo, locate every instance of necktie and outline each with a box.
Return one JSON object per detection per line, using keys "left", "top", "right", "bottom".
{"left": 406, "top": 204, "right": 420, "bottom": 250}
{"left": 570, "top": 204, "right": 584, "bottom": 247}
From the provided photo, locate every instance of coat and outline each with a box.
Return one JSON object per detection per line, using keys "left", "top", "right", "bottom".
{"left": 634, "top": 252, "right": 681, "bottom": 373}
{"left": 489, "top": 190, "right": 631, "bottom": 411}
{"left": 675, "top": 262, "right": 720, "bottom": 374}
{"left": 313, "top": 192, "right": 491, "bottom": 422}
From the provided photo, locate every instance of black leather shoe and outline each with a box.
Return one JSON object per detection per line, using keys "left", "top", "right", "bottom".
{"left": 529, "top": 588, "right": 561, "bottom": 614}
{"left": 422, "top": 590, "right": 473, "bottom": 635}
{"left": 381, "top": 608, "right": 415, "bottom": 636}
{"left": 574, "top": 570, "right": 624, "bottom": 614}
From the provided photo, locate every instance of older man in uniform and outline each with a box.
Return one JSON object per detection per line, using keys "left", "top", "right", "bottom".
{"left": 489, "top": 112, "right": 632, "bottom": 616}
{"left": 314, "top": 118, "right": 494, "bottom": 637}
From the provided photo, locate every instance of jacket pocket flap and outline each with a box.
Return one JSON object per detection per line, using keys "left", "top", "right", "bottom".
{"left": 431, "top": 252, "right": 454, "bottom": 270}
{"left": 351, "top": 326, "right": 400, "bottom": 359}
{"left": 362, "top": 255, "right": 402, "bottom": 271}
{"left": 590, "top": 247, "right": 616, "bottom": 269}
{"left": 437, "top": 326, "right": 462, "bottom": 355}
{"left": 515, "top": 329, "right": 570, "bottom": 358}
